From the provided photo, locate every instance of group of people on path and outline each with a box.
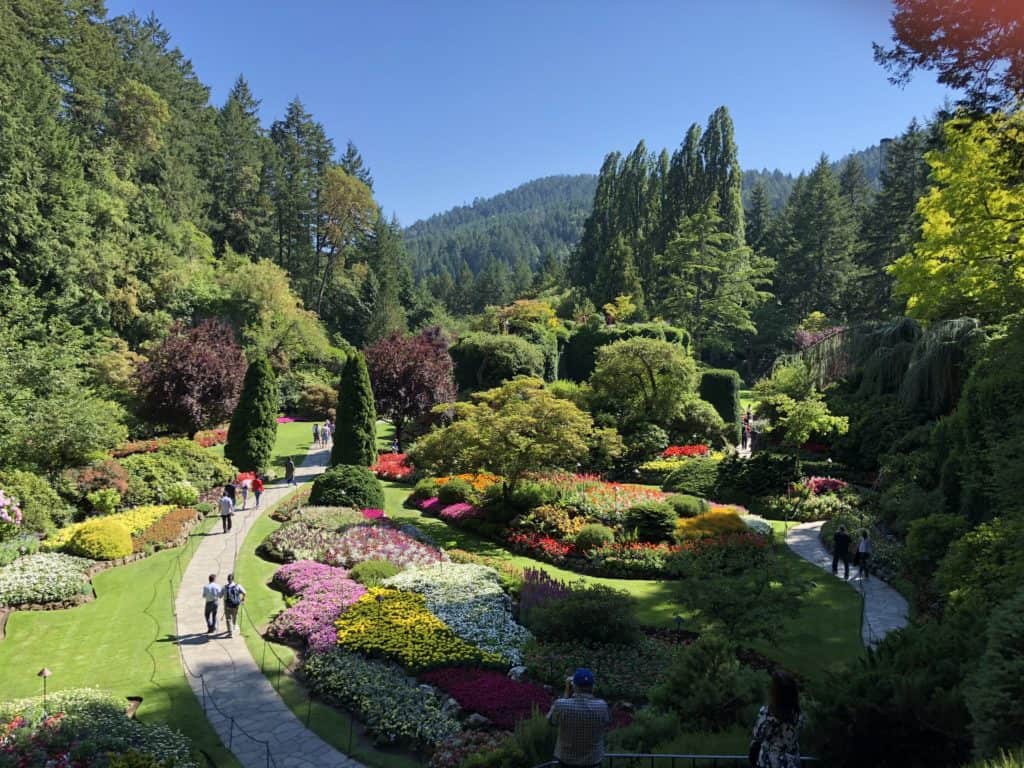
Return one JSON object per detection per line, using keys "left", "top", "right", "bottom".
{"left": 548, "top": 668, "right": 805, "bottom": 768}
{"left": 831, "top": 525, "right": 873, "bottom": 580}
{"left": 217, "top": 474, "right": 266, "bottom": 533}
{"left": 313, "top": 420, "right": 334, "bottom": 448}
{"left": 201, "top": 572, "right": 246, "bottom": 637}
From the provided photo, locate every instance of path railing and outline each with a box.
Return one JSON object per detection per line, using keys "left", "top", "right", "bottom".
{"left": 532, "top": 756, "right": 819, "bottom": 768}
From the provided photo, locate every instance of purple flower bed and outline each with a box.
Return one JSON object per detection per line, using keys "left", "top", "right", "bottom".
{"left": 419, "top": 497, "right": 443, "bottom": 515}
{"left": 325, "top": 526, "right": 448, "bottom": 569}
{"left": 268, "top": 561, "right": 366, "bottom": 651}
{"left": 439, "top": 502, "right": 481, "bottom": 522}
{"left": 806, "top": 476, "right": 849, "bottom": 495}
{"left": 361, "top": 508, "right": 386, "bottom": 520}
{"left": 419, "top": 667, "right": 552, "bottom": 730}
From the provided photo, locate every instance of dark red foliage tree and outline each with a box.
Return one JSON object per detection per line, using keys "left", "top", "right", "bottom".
{"left": 137, "top": 320, "right": 245, "bottom": 436}
{"left": 364, "top": 328, "right": 456, "bottom": 448}
{"left": 874, "top": 0, "right": 1024, "bottom": 110}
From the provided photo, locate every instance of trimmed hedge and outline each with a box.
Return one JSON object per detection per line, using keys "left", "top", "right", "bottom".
{"left": 574, "top": 524, "right": 615, "bottom": 552}
{"left": 699, "top": 369, "right": 742, "bottom": 445}
{"left": 666, "top": 494, "right": 709, "bottom": 518}
{"left": 714, "top": 453, "right": 800, "bottom": 504}
{"left": 662, "top": 458, "right": 720, "bottom": 498}
{"left": 450, "top": 332, "right": 545, "bottom": 391}
{"left": 310, "top": 465, "right": 385, "bottom": 510}
{"left": 623, "top": 502, "right": 677, "bottom": 543}
{"left": 67, "top": 518, "right": 133, "bottom": 560}
{"left": 560, "top": 322, "right": 690, "bottom": 383}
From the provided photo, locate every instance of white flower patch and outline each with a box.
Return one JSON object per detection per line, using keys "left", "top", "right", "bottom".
{"left": 0, "top": 553, "right": 93, "bottom": 607}
{"left": 384, "top": 563, "right": 532, "bottom": 666}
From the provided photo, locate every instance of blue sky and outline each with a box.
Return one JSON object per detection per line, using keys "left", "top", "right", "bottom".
{"left": 105, "top": 0, "right": 950, "bottom": 225}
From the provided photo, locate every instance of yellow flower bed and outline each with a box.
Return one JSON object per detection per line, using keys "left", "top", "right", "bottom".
{"left": 434, "top": 473, "right": 501, "bottom": 492}
{"left": 673, "top": 507, "right": 748, "bottom": 542}
{"left": 335, "top": 588, "right": 505, "bottom": 672}
{"left": 639, "top": 453, "right": 726, "bottom": 474}
{"left": 43, "top": 505, "right": 177, "bottom": 551}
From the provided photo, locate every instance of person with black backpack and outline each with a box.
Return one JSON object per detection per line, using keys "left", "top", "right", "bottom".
{"left": 222, "top": 573, "right": 246, "bottom": 637}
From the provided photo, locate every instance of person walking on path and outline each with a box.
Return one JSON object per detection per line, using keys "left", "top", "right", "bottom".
{"left": 749, "top": 670, "right": 804, "bottom": 768}
{"left": 547, "top": 668, "right": 612, "bottom": 768}
{"left": 321, "top": 422, "right": 332, "bottom": 447}
{"left": 239, "top": 477, "right": 250, "bottom": 510}
{"left": 222, "top": 573, "right": 246, "bottom": 637}
{"left": 285, "top": 457, "right": 296, "bottom": 486}
{"left": 252, "top": 473, "right": 264, "bottom": 508}
{"left": 741, "top": 413, "right": 750, "bottom": 450}
{"left": 832, "top": 525, "right": 852, "bottom": 580}
{"left": 218, "top": 490, "right": 235, "bottom": 533}
{"left": 202, "top": 574, "right": 222, "bottom": 634}
{"left": 313, "top": 423, "right": 321, "bottom": 447}
{"left": 857, "top": 530, "right": 872, "bottom": 579}
{"left": 224, "top": 479, "right": 237, "bottom": 507}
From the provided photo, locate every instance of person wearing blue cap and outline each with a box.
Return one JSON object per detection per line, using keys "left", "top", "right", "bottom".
{"left": 547, "top": 667, "right": 612, "bottom": 768}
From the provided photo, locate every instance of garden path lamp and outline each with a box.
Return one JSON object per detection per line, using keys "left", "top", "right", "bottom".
{"left": 37, "top": 667, "right": 51, "bottom": 712}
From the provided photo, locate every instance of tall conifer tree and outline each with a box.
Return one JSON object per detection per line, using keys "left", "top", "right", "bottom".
{"left": 225, "top": 356, "right": 279, "bottom": 472}
{"left": 332, "top": 352, "right": 377, "bottom": 467}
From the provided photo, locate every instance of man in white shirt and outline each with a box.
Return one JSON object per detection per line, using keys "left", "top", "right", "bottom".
{"left": 202, "top": 574, "right": 222, "bottom": 633}
{"left": 218, "top": 492, "right": 234, "bottom": 533}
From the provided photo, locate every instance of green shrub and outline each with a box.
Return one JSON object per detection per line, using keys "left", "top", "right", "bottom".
{"left": 666, "top": 494, "right": 708, "bottom": 518}
{"left": 225, "top": 355, "right": 279, "bottom": 472}
{"left": 623, "top": 501, "right": 677, "bottom": 543}
{"left": 350, "top": 558, "right": 402, "bottom": 586}
{"left": 160, "top": 439, "right": 234, "bottom": 489}
{"left": 451, "top": 332, "right": 545, "bottom": 390}
{"left": 0, "top": 470, "right": 74, "bottom": 534}
{"left": 460, "top": 712, "right": 554, "bottom": 768}
{"left": 714, "top": 452, "right": 799, "bottom": 503}
{"left": 0, "top": 535, "right": 40, "bottom": 567}
{"left": 649, "top": 635, "right": 762, "bottom": 732}
{"left": 574, "top": 523, "right": 615, "bottom": 552}
{"left": 904, "top": 513, "right": 970, "bottom": 581}
{"left": 195, "top": 502, "right": 214, "bottom": 516}
{"left": 165, "top": 481, "right": 198, "bottom": 508}
{"left": 437, "top": 478, "right": 477, "bottom": 506}
{"left": 67, "top": 518, "right": 133, "bottom": 560}
{"left": 699, "top": 369, "right": 742, "bottom": 444}
{"left": 332, "top": 352, "right": 377, "bottom": 467}
{"left": 662, "top": 458, "right": 720, "bottom": 497}
{"left": 86, "top": 488, "right": 121, "bottom": 516}
{"left": 969, "top": 751, "right": 1024, "bottom": 768}
{"left": 671, "top": 397, "right": 729, "bottom": 447}
{"left": 526, "top": 583, "right": 638, "bottom": 645}
{"left": 309, "top": 465, "right": 385, "bottom": 509}
{"left": 120, "top": 441, "right": 233, "bottom": 506}
{"left": 408, "top": 477, "right": 440, "bottom": 506}
{"left": 936, "top": 517, "right": 1024, "bottom": 612}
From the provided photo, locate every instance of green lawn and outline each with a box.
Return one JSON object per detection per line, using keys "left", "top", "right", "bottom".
{"left": 739, "top": 388, "right": 758, "bottom": 414}
{"left": 0, "top": 515, "right": 240, "bottom": 768}
{"left": 205, "top": 420, "right": 316, "bottom": 480}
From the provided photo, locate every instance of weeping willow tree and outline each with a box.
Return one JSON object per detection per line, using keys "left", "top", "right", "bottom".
{"left": 784, "top": 316, "right": 984, "bottom": 417}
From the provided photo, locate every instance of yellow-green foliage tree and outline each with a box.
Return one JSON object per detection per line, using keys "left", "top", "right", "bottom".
{"left": 890, "top": 111, "right": 1024, "bottom": 322}
{"left": 408, "top": 378, "right": 619, "bottom": 499}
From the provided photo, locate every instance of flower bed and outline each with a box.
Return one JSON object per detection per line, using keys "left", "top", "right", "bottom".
{"left": 370, "top": 453, "right": 414, "bottom": 482}
{"left": 505, "top": 531, "right": 576, "bottom": 561}
{"left": 268, "top": 561, "right": 367, "bottom": 651}
{"left": 43, "top": 505, "right": 177, "bottom": 552}
{"left": 384, "top": 564, "right": 532, "bottom": 665}
{"left": 335, "top": 588, "right": 504, "bottom": 672}
{"left": 435, "top": 473, "right": 501, "bottom": 492}
{"left": 361, "top": 508, "right": 386, "bottom": 520}
{"left": 419, "top": 497, "right": 444, "bottom": 515}
{"left": 270, "top": 487, "right": 313, "bottom": 521}
{"left": 587, "top": 540, "right": 680, "bottom": 578}
{"left": 544, "top": 473, "right": 667, "bottom": 523}
{"left": 439, "top": 502, "right": 481, "bottom": 522}
{"left": 429, "top": 730, "right": 511, "bottom": 768}
{"left": 131, "top": 507, "right": 202, "bottom": 553}
{"left": 325, "top": 526, "right": 448, "bottom": 570}
{"left": 662, "top": 444, "right": 709, "bottom": 458}
{"left": 524, "top": 635, "right": 681, "bottom": 701}
{"left": 805, "top": 476, "right": 849, "bottom": 495}
{"left": 419, "top": 667, "right": 552, "bottom": 730}
{"left": 0, "top": 688, "right": 196, "bottom": 767}
{"left": 257, "top": 522, "right": 347, "bottom": 563}
{"left": 673, "top": 507, "right": 749, "bottom": 541}
{"left": 302, "top": 649, "right": 460, "bottom": 747}
{"left": 0, "top": 553, "right": 93, "bottom": 607}
{"left": 194, "top": 428, "right": 228, "bottom": 448}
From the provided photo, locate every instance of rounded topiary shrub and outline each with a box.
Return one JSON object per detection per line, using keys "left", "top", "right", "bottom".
{"left": 437, "top": 478, "right": 476, "bottom": 506}
{"left": 309, "top": 465, "right": 385, "bottom": 510}
{"left": 165, "top": 480, "right": 199, "bottom": 507}
{"left": 667, "top": 494, "right": 710, "bottom": 518}
{"left": 526, "top": 583, "right": 639, "bottom": 645}
{"left": 574, "top": 523, "right": 615, "bottom": 552}
{"left": 662, "top": 458, "right": 720, "bottom": 497}
{"left": 623, "top": 501, "right": 678, "bottom": 543}
{"left": 350, "top": 558, "right": 402, "bottom": 587}
{"left": 67, "top": 518, "right": 133, "bottom": 560}
{"left": 408, "top": 477, "right": 440, "bottom": 506}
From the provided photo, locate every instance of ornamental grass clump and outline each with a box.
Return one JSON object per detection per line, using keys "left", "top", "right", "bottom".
{"left": 325, "top": 526, "right": 447, "bottom": 569}
{"left": 384, "top": 564, "right": 532, "bottom": 665}
{"left": 419, "top": 667, "right": 552, "bottom": 730}
{"left": 302, "top": 649, "right": 460, "bottom": 747}
{"left": 0, "top": 553, "right": 93, "bottom": 606}
{"left": 335, "top": 588, "right": 505, "bottom": 672}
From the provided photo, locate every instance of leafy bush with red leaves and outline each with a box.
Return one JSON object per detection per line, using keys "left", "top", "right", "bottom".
{"left": 62, "top": 460, "right": 130, "bottom": 498}
{"left": 805, "top": 476, "right": 849, "bottom": 495}
{"left": 370, "top": 453, "right": 415, "bottom": 482}
{"left": 194, "top": 429, "right": 228, "bottom": 448}
{"left": 419, "top": 667, "right": 552, "bottom": 730}
{"left": 111, "top": 439, "right": 169, "bottom": 458}
{"left": 131, "top": 507, "right": 202, "bottom": 552}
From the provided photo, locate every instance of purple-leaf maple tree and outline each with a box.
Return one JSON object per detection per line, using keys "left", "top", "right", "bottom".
{"left": 364, "top": 328, "right": 456, "bottom": 448}
{"left": 137, "top": 319, "right": 245, "bottom": 436}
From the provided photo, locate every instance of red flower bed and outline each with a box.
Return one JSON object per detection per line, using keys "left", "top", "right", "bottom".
{"left": 419, "top": 667, "right": 552, "bottom": 730}
{"left": 194, "top": 428, "right": 228, "bottom": 448}
{"left": 662, "top": 444, "right": 709, "bottom": 458}
{"left": 505, "top": 531, "right": 576, "bottom": 559}
{"left": 370, "top": 453, "right": 414, "bottom": 482}
{"left": 677, "top": 531, "right": 769, "bottom": 556}
{"left": 805, "top": 476, "right": 848, "bottom": 495}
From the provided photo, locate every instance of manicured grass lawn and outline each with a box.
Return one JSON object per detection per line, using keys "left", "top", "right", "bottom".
{"left": 205, "top": 420, "right": 315, "bottom": 480}
{"left": 0, "top": 515, "right": 241, "bottom": 768}
{"left": 739, "top": 388, "right": 758, "bottom": 413}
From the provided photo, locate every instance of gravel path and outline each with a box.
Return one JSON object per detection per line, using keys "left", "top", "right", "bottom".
{"left": 173, "top": 444, "right": 365, "bottom": 768}
{"left": 785, "top": 521, "right": 909, "bottom": 647}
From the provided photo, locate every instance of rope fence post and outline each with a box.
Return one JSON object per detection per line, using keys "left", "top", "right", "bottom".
{"left": 228, "top": 717, "right": 234, "bottom": 750}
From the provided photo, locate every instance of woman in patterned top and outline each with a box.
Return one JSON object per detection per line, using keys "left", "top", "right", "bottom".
{"left": 750, "top": 670, "right": 804, "bottom": 768}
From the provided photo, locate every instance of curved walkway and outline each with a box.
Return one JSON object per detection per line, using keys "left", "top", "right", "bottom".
{"left": 173, "top": 443, "right": 365, "bottom": 768}
{"left": 785, "top": 521, "right": 909, "bottom": 648}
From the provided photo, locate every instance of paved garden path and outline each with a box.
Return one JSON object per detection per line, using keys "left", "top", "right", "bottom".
{"left": 785, "top": 521, "right": 909, "bottom": 648}
{"left": 173, "top": 443, "right": 365, "bottom": 768}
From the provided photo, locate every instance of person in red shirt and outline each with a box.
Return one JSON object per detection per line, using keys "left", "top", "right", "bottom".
{"left": 252, "top": 473, "right": 265, "bottom": 508}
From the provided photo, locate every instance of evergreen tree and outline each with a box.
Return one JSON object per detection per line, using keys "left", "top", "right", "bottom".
{"left": 571, "top": 152, "right": 621, "bottom": 290}
{"left": 699, "top": 106, "right": 745, "bottom": 242}
{"left": 364, "top": 216, "right": 409, "bottom": 343}
{"left": 340, "top": 140, "right": 373, "bottom": 189}
{"left": 332, "top": 352, "right": 377, "bottom": 467}
{"left": 472, "top": 257, "right": 512, "bottom": 311}
{"left": 745, "top": 179, "right": 772, "bottom": 253}
{"left": 224, "top": 355, "right": 279, "bottom": 472}
{"left": 595, "top": 236, "right": 645, "bottom": 317}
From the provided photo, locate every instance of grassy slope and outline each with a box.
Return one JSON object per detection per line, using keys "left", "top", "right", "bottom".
{"left": 0, "top": 514, "right": 241, "bottom": 768}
